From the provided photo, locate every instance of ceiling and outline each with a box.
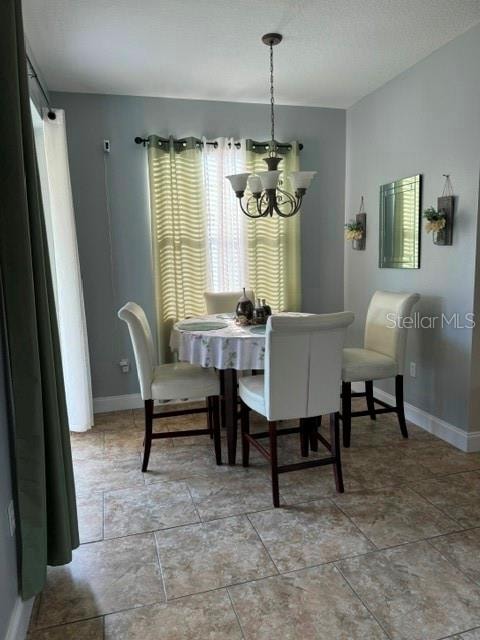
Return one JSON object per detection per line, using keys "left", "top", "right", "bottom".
{"left": 23, "top": 0, "right": 480, "bottom": 109}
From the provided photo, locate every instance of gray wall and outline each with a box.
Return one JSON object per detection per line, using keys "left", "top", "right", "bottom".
{"left": 0, "top": 324, "right": 18, "bottom": 637}
{"left": 52, "top": 92, "right": 346, "bottom": 399}
{"left": 345, "top": 23, "right": 480, "bottom": 431}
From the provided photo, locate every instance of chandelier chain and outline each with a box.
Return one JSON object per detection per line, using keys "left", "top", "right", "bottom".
{"left": 270, "top": 42, "right": 275, "bottom": 154}
{"left": 227, "top": 32, "right": 316, "bottom": 218}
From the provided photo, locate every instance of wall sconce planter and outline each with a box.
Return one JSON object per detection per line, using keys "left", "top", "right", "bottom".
{"left": 434, "top": 195, "right": 454, "bottom": 245}
{"left": 345, "top": 197, "right": 366, "bottom": 250}
{"left": 424, "top": 175, "right": 454, "bottom": 246}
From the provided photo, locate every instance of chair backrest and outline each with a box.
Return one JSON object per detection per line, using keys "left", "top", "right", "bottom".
{"left": 364, "top": 290, "right": 420, "bottom": 373}
{"left": 264, "top": 312, "right": 354, "bottom": 421}
{"left": 204, "top": 290, "right": 255, "bottom": 315}
{"left": 118, "top": 302, "right": 155, "bottom": 400}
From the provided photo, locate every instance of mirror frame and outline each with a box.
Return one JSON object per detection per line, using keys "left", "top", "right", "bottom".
{"left": 379, "top": 174, "right": 421, "bottom": 269}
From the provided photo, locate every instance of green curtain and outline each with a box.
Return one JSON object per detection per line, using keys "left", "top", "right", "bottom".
{"left": 0, "top": 0, "right": 78, "bottom": 600}
{"left": 245, "top": 142, "right": 301, "bottom": 312}
{"left": 147, "top": 136, "right": 208, "bottom": 362}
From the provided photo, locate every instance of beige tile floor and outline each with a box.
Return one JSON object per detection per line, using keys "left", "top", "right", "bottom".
{"left": 28, "top": 401, "right": 480, "bottom": 640}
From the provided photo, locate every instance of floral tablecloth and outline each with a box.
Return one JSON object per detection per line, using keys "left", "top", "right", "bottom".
{"left": 170, "top": 313, "right": 312, "bottom": 370}
{"left": 170, "top": 314, "right": 266, "bottom": 370}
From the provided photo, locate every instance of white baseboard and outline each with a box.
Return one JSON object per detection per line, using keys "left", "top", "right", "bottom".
{"left": 5, "top": 597, "right": 34, "bottom": 640}
{"left": 352, "top": 382, "right": 480, "bottom": 452}
{"left": 93, "top": 393, "right": 143, "bottom": 413}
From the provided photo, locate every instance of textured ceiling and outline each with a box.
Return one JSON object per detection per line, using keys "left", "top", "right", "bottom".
{"left": 23, "top": 0, "right": 480, "bottom": 108}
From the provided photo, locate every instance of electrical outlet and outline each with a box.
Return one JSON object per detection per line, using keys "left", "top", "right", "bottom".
{"left": 119, "top": 358, "right": 130, "bottom": 373}
{"left": 410, "top": 361, "right": 417, "bottom": 378}
{"left": 7, "top": 500, "right": 15, "bottom": 536}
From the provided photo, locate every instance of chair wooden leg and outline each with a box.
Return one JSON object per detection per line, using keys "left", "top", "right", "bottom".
{"left": 269, "top": 421, "right": 280, "bottom": 507}
{"left": 395, "top": 375, "right": 409, "bottom": 438}
{"left": 365, "top": 380, "right": 376, "bottom": 421}
{"left": 220, "top": 370, "right": 226, "bottom": 429}
{"left": 210, "top": 395, "right": 222, "bottom": 465}
{"left": 142, "top": 399, "right": 153, "bottom": 472}
{"left": 330, "top": 412, "right": 344, "bottom": 493}
{"left": 299, "top": 418, "right": 309, "bottom": 457}
{"left": 207, "top": 397, "right": 214, "bottom": 438}
{"left": 223, "top": 369, "right": 238, "bottom": 465}
{"left": 240, "top": 399, "right": 250, "bottom": 467}
{"left": 308, "top": 417, "right": 319, "bottom": 452}
{"left": 342, "top": 381, "right": 352, "bottom": 448}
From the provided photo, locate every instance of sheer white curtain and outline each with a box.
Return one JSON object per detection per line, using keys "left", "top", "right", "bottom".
{"left": 40, "top": 108, "right": 93, "bottom": 432}
{"left": 202, "top": 137, "right": 250, "bottom": 291}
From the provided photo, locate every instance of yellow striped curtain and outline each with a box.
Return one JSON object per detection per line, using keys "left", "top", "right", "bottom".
{"left": 147, "top": 137, "right": 207, "bottom": 362}
{"left": 245, "top": 142, "right": 301, "bottom": 312}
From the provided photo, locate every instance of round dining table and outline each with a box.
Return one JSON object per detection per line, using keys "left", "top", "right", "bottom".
{"left": 170, "top": 314, "right": 266, "bottom": 464}
{"left": 170, "top": 312, "right": 308, "bottom": 464}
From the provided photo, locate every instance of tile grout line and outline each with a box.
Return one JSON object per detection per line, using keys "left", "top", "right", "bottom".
{"left": 152, "top": 531, "right": 169, "bottom": 604}
{"left": 334, "top": 562, "right": 394, "bottom": 640}
{"left": 424, "top": 536, "right": 480, "bottom": 592}
{"left": 331, "top": 487, "right": 468, "bottom": 549}
{"left": 185, "top": 483, "right": 203, "bottom": 524}
{"left": 245, "top": 513, "right": 280, "bottom": 575}
{"left": 424, "top": 523, "right": 480, "bottom": 543}
{"left": 225, "top": 587, "right": 247, "bottom": 640}
{"left": 437, "top": 625, "right": 480, "bottom": 640}
{"left": 327, "top": 496, "right": 380, "bottom": 550}
{"left": 407, "top": 483, "right": 470, "bottom": 529}
{"left": 34, "top": 612, "right": 109, "bottom": 634}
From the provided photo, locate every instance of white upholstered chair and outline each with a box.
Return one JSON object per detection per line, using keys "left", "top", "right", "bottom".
{"left": 204, "top": 290, "right": 255, "bottom": 315}
{"left": 341, "top": 290, "right": 420, "bottom": 447}
{"left": 118, "top": 302, "right": 221, "bottom": 471}
{"left": 204, "top": 289, "right": 257, "bottom": 429}
{"left": 239, "top": 312, "right": 354, "bottom": 507}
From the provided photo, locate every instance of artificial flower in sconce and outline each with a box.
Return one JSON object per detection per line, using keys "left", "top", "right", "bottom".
{"left": 345, "top": 220, "right": 364, "bottom": 249}
{"left": 423, "top": 207, "right": 446, "bottom": 234}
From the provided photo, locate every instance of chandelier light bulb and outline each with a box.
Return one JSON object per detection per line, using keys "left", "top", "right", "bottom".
{"left": 248, "top": 175, "right": 262, "bottom": 194}
{"left": 257, "top": 171, "right": 281, "bottom": 191}
{"left": 226, "top": 173, "right": 249, "bottom": 195}
{"left": 290, "top": 171, "right": 317, "bottom": 192}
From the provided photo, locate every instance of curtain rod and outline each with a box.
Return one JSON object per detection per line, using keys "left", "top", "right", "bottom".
{"left": 134, "top": 136, "right": 303, "bottom": 151}
{"left": 26, "top": 54, "right": 56, "bottom": 120}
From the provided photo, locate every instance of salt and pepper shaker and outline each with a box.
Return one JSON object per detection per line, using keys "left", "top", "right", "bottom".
{"left": 262, "top": 298, "right": 272, "bottom": 317}
{"left": 253, "top": 298, "right": 267, "bottom": 325}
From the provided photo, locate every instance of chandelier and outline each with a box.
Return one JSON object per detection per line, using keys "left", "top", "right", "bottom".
{"left": 226, "top": 33, "right": 316, "bottom": 218}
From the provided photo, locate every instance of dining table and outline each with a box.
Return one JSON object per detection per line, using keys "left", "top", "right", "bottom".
{"left": 170, "top": 312, "right": 309, "bottom": 464}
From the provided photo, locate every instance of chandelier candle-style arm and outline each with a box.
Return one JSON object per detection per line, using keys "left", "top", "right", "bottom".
{"left": 227, "top": 169, "right": 315, "bottom": 218}
{"left": 226, "top": 33, "right": 317, "bottom": 219}
{"left": 230, "top": 184, "right": 306, "bottom": 218}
